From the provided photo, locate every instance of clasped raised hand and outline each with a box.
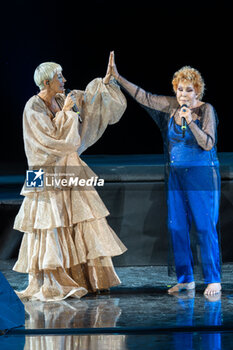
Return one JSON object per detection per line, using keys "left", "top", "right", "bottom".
{"left": 103, "top": 51, "right": 119, "bottom": 84}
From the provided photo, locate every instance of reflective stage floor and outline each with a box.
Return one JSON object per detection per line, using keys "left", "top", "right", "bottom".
{"left": 1, "top": 261, "right": 233, "bottom": 349}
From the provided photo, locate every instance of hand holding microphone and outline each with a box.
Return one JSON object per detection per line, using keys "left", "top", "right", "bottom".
{"left": 62, "top": 92, "right": 75, "bottom": 111}
{"left": 180, "top": 104, "right": 192, "bottom": 137}
{"left": 63, "top": 89, "right": 82, "bottom": 123}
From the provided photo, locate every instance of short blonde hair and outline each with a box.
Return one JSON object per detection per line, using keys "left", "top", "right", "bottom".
{"left": 34, "top": 62, "right": 62, "bottom": 90}
{"left": 172, "top": 66, "right": 205, "bottom": 100}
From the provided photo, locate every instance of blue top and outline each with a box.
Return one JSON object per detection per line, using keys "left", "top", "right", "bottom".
{"left": 168, "top": 115, "right": 219, "bottom": 167}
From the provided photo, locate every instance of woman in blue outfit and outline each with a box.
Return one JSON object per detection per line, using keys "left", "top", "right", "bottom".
{"left": 108, "top": 51, "right": 221, "bottom": 296}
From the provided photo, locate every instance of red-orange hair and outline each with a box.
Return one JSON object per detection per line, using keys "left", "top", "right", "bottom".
{"left": 172, "top": 66, "right": 205, "bottom": 100}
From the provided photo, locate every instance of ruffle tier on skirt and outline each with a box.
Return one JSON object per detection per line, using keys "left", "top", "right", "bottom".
{"left": 13, "top": 188, "right": 127, "bottom": 301}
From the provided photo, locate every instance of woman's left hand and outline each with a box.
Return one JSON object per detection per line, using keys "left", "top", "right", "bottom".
{"left": 179, "top": 105, "right": 193, "bottom": 124}
{"left": 103, "top": 52, "right": 113, "bottom": 84}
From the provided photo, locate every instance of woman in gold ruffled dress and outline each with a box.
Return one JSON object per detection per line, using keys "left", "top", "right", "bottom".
{"left": 13, "top": 54, "right": 127, "bottom": 301}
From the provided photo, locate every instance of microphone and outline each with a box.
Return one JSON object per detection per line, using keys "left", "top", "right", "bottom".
{"left": 181, "top": 104, "right": 188, "bottom": 138}
{"left": 65, "top": 89, "right": 82, "bottom": 123}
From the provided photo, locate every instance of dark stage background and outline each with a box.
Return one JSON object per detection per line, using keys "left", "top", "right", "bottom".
{"left": 0, "top": 0, "right": 233, "bottom": 266}
{"left": 0, "top": 0, "right": 232, "bottom": 164}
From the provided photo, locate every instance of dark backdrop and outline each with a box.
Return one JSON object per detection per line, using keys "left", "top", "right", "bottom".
{"left": 0, "top": 0, "right": 231, "bottom": 164}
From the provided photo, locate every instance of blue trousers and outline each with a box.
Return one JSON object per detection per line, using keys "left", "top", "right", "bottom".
{"left": 167, "top": 165, "right": 221, "bottom": 284}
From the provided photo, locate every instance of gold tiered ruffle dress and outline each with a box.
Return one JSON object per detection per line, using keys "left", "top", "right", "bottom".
{"left": 13, "top": 78, "right": 127, "bottom": 301}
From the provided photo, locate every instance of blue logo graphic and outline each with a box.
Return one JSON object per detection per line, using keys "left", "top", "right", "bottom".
{"left": 26, "top": 169, "right": 44, "bottom": 188}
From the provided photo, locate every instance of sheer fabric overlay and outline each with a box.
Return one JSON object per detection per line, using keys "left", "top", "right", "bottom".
{"left": 117, "top": 75, "right": 217, "bottom": 155}
{"left": 13, "top": 78, "right": 127, "bottom": 301}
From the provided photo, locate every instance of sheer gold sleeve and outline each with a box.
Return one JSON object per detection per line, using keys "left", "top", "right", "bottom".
{"left": 72, "top": 78, "right": 127, "bottom": 155}
{"left": 23, "top": 97, "right": 80, "bottom": 166}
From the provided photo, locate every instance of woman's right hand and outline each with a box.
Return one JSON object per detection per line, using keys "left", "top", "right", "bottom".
{"left": 110, "top": 51, "right": 119, "bottom": 80}
{"left": 62, "top": 92, "right": 76, "bottom": 112}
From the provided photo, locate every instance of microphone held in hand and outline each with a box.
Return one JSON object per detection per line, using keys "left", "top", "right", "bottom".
{"left": 181, "top": 104, "right": 188, "bottom": 138}
{"left": 65, "top": 89, "right": 82, "bottom": 123}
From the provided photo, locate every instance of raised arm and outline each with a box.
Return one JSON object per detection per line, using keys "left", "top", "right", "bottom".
{"left": 109, "top": 51, "right": 177, "bottom": 113}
